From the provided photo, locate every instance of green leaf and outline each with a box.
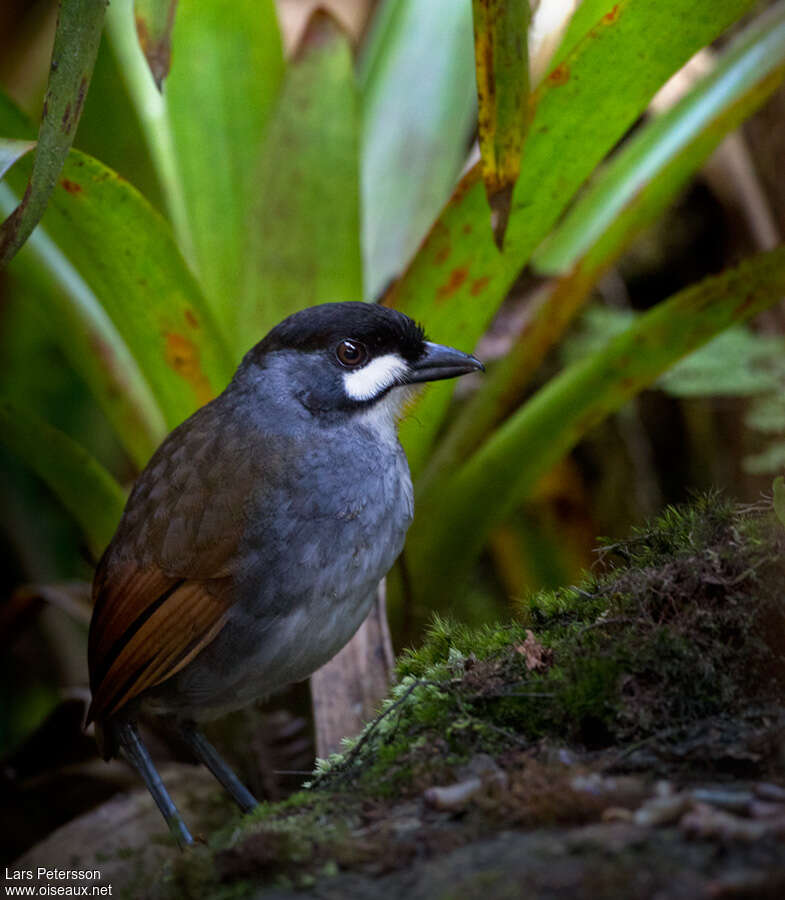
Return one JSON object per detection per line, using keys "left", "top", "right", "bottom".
{"left": 75, "top": 22, "right": 164, "bottom": 210}
{"left": 0, "top": 90, "right": 33, "bottom": 141}
{"left": 406, "top": 245, "right": 785, "bottom": 601}
{"left": 392, "top": 0, "right": 756, "bottom": 476}
{"left": 0, "top": 92, "right": 166, "bottom": 466}
{"left": 165, "top": 0, "right": 284, "bottom": 337}
{"left": 240, "top": 11, "right": 362, "bottom": 342}
{"left": 134, "top": 0, "right": 178, "bottom": 89}
{"left": 8, "top": 149, "right": 235, "bottom": 431}
{"left": 549, "top": 0, "right": 624, "bottom": 69}
{"left": 562, "top": 311, "right": 785, "bottom": 398}
{"left": 423, "top": 1, "right": 785, "bottom": 492}
{"left": 360, "top": 0, "right": 476, "bottom": 301}
{"left": 0, "top": 399, "right": 126, "bottom": 559}
{"left": 0, "top": 200, "right": 167, "bottom": 467}
{"left": 534, "top": 2, "right": 785, "bottom": 274}
{"left": 0, "top": 0, "right": 107, "bottom": 268}
{"left": 472, "top": 0, "right": 530, "bottom": 247}
{"left": 659, "top": 329, "right": 784, "bottom": 397}
{"left": 106, "top": 0, "right": 285, "bottom": 341}
{"left": 105, "top": 0, "right": 192, "bottom": 265}
{"left": 424, "top": 2, "right": 785, "bottom": 493}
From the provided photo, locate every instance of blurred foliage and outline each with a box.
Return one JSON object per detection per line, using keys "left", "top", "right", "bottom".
{"left": 1, "top": 0, "right": 785, "bottom": 830}
{"left": 566, "top": 307, "right": 785, "bottom": 476}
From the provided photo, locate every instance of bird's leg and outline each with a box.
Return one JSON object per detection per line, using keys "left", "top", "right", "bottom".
{"left": 178, "top": 722, "right": 258, "bottom": 813}
{"left": 114, "top": 719, "right": 194, "bottom": 848}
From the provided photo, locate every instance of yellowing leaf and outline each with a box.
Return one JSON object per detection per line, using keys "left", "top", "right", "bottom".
{"left": 472, "top": 0, "right": 530, "bottom": 247}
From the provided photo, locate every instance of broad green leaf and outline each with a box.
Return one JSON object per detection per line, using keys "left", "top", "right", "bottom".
{"left": 0, "top": 399, "right": 126, "bottom": 559}
{"left": 406, "top": 245, "right": 785, "bottom": 602}
{"left": 165, "top": 0, "right": 284, "bottom": 337}
{"left": 360, "top": 0, "right": 476, "bottom": 301}
{"left": 0, "top": 196, "right": 167, "bottom": 467}
{"left": 565, "top": 309, "right": 785, "bottom": 396}
{"left": 0, "top": 0, "right": 106, "bottom": 268}
{"left": 7, "top": 150, "right": 235, "bottom": 431}
{"left": 472, "top": 0, "right": 530, "bottom": 247}
{"left": 106, "top": 0, "right": 284, "bottom": 341}
{"left": 423, "top": 2, "right": 785, "bottom": 490}
{"left": 658, "top": 329, "right": 784, "bottom": 397}
{"left": 134, "top": 0, "right": 178, "bottom": 89}
{"left": 534, "top": 2, "right": 785, "bottom": 273}
{"left": 391, "top": 0, "right": 755, "bottom": 476}
{"left": 105, "top": 0, "right": 192, "bottom": 264}
{"left": 240, "top": 12, "right": 361, "bottom": 342}
{"left": 0, "top": 93, "right": 166, "bottom": 467}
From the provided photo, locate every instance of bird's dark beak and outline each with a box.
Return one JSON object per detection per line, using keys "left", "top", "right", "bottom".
{"left": 405, "top": 341, "right": 485, "bottom": 384}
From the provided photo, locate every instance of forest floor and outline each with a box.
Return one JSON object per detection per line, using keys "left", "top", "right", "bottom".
{"left": 14, "top": 495, "right": 785, "bottom": 899}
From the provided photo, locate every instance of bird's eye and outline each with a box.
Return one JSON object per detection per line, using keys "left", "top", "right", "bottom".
{"left": 336, "top": 339, "right": 368, "bottom": 367}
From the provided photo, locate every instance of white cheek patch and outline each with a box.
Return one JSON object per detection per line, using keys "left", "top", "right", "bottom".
{"left": 343, "top": 353, "right": 409, "bottom": 401}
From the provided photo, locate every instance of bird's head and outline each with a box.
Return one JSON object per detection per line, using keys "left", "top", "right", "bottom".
{"left": 238, "top": 302, "right": 484, "bottom": 419}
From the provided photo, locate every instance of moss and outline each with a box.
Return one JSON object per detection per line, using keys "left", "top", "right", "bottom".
{"left": 314, "top": 495, "right": 785, "bottom": 790}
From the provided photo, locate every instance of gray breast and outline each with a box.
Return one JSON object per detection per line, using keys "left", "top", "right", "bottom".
{"left": 148, "top": 416, "right": 413, "bottom": 719}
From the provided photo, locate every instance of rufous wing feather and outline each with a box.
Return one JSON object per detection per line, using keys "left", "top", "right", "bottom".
{"left": 87, "top": 563, "right": 232, "bottom": 723}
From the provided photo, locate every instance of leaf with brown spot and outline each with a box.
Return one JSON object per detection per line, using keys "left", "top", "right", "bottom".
{"left": 422, "top": 4, "right": 785, "bottom": 493}
{"left": 436, "top": 266, "right": 470, "bottom": 302}
{"left": 164, "top": 332, "right": 215, "bottom": 406}
{"left": 134, "top": 0, "right": 178, "bottom": 90}
{"left": 534, "top": 5, "right": 785, "bottom": 277}
{"left": 408, "top": 245, "right": 785, "bottom": 601}
{"left": 471, "top": 0, "right": 530, "bottom": 248}
{"left": 7, "top": 148, "right": 235, "bottom": 431}
{"left": 60, "top": 177, "right": 82, "bottom": 195}
{"left": 470, "top": 276, "right": 490, "bottom": 296}
{"left": 390, "top": 0, "right": 756, "bottom": 477}
{"left": 0, "top": 0, "right": 106, "bottom": 268}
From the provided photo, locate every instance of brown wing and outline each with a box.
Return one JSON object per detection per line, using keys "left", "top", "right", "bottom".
{"left": 86, "top": 561, "right": 232, "bottom": 723}
{"left": 86, "top": 399, "right": 290, "bottom": 725}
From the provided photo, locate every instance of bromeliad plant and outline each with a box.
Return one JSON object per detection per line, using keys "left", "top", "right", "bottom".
{"left": 2, "top": 0, "right": 785, "bottom": 615}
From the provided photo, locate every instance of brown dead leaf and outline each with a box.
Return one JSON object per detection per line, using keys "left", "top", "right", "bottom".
{"left": 514, "top": 629, "right": 553, "bottom": 671}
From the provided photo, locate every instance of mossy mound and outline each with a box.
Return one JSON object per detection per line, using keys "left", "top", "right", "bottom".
{"left": 314, "top": 494, "right": 785, "bottom": 792}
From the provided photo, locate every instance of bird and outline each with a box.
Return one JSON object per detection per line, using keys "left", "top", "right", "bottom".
{"left": 86, "top": 301, "right": 483, "bottom": 845}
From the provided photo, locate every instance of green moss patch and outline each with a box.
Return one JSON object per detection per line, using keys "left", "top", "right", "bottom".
{"left": 315, "top": 494, "right": 785, "bottom": 791}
